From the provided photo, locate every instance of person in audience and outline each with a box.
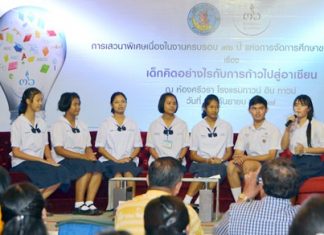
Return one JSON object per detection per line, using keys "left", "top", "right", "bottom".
{"left": 0, "top": 166, "right": 10, "bottom": 234}
{"left": 145, "top": 195, "right": 189, "bottom": 235}
{"left": 289, "top": 195, "right": 324, "bottom": 235}
{"left": 51, "top": 92, "right": 104, "bottom": 215}
{"left": 214, "top": 158, "right": 300, "bottom": 235}
{"left": 1, "top": 182, "right": 48, "bottom": 235}
{"left": 281, "top": 94, "right": 324, "bottom": 183}
{"left": 96, "top": 92, "right": 142, "bottom": 196}
{"left": 10, "top": 87, "right": 70, "bottom": 199}
{"left": 146, "top": 93, "right": 189, "bottom": 171}
{"left": 115, "top": 157, "right": 203, "bottom": 235}
{"left": 183, "top": 94, "right": 233, "bottom": 206}
{"left": 227, "top": 95, "right": 281, "bottom": 202}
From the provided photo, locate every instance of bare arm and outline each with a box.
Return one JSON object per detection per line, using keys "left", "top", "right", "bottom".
{"left": 149, "top": 147, "right": 159, "bottom": 160}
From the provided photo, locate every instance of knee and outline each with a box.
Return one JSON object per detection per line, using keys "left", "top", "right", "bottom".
{"left": 227, "top": 161, "right": 237, "bottom": 176}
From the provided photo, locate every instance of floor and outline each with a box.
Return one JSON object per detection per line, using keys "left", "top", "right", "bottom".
{"left": 46, "top": 211, "right": 222, "bottom": 235}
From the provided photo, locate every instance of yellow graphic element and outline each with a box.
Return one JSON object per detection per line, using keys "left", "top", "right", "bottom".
{"left": 4, "top": 54, "right": 9, "bottom": 62}
{"left": 35, "top": 30, "right": 41, "bottom": 38}
{"left": 28, "top": 56, "right": 35, "bottom": 62}
{"left": 192, "top": 10, "right": 212, "bottom": 32}
{"left": 6, "top": 32, "right": 14, "bottom": 43}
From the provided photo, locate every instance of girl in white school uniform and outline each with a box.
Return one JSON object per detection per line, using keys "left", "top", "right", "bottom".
{"left": 10, "top": 87, "right": 70, "bottom": 199}
{"left": 146, "top": 93, "right": 189, "bottom": 171}
{"left": 51, "top": 92, "right": 104, "bottom": 215}
{"left": 96, "top": 92, "right": 142, "bottom": 195}
{"left": 281, "top": 94, "right": 324, "bottom": 183}
{"left": 183, "top": 94, "right": 233, "bottom": 205}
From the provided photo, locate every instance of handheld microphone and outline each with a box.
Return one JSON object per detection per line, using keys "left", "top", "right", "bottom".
{"left": 285, "top": 114, "right": 297, "bottom": 127}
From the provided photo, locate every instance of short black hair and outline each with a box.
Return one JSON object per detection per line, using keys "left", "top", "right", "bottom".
{"left": 58, "top": 92, "right": 80, "bottom": 112}
{"left": 110, "top": 92, "right": 127, "bottom": 113}
{"left": 148, "top": 157, "right": 183, "bottom": 188}
{"left": 201, "top": 94, "right": 219, "bottom": 118}
{"left": 289, "top": 195, "right": 324, "bottom": 235}
{"left": 249, "top": 95, "right": 267, "bottom": 109}
{"left": 261, "top": 158, "right": 300, "bottom": 199}
{"left": 158, "top": 93, "right": 178, "bottom": 114}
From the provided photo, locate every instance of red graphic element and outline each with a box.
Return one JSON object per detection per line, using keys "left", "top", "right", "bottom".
{"left": 23, "top": 34, "right": 32, "bottom": 42}
{"left": 47, "top": 30, "right": 56, "bottom": 36}
{"left": 8, "top": 61, "right": 18, "bottom": 71}
{"left": 0, "top": 33, "right": 3, "bottom": 40}
{"left": 21, "top": 53, "right": 27, "bottom": 60}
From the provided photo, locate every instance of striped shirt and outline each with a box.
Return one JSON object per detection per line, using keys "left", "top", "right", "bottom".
{"left": 214, "top": 196, "right": 300, "bottom": 235}
{"left": 115, "top": 189, "right": 204, "bottom": 235}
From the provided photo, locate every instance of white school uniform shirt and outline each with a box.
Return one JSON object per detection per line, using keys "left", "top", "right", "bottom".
{"left": 10, "top": 114, "right": 48, "bottom": 167}
{"left": 288, "top": 118, "right": 324, "bottom": 155}
{"left": 146, "top": 116, "right": 189, "bottom": 166}
{"left": 234, "top": 120, "right": 281, "bottom": 156}
{"left": 95, "top": 116, "right": 143, "bottom": 163}
{"left": 51, "top": 116, "right": 91, "bottom": 163}
{"left": 190, "top": 118, "right": 233, "bottom": 161}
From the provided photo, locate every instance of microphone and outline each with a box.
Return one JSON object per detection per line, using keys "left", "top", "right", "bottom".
{"left": 285, "top": 114, "right": 297, "bottom": 127}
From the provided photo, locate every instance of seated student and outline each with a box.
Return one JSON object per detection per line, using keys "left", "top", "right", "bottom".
{"left": 0, "top": 166, "right": 10, "bottom": 234}
{"left": 227, "top": 95, "right": 281, "bottom": 202}
{"left": 96, "top": 92, "right": 142, "bottom": 196}
{"left": 183, "top": 94, "right": 233, "bottom": 205}
{"left": 146, "top": 93, "right": 189, "bottom": 171}
{"left": 289, "top": 195, "right": 324, "bottom": 235}
{"left": 10, "top": 87, "right": 70, "bottom": 199}
{"left": 281, "top": 94, "right": 324, "bottom": 183}
{"left": 1, "top": 182, "right": 48, "bottom": 235}
{"left": 145, "top": 195, "right": 190, "bottom": 235}
{"left": 51, "top": 92, "right": 104, "bottom": 215}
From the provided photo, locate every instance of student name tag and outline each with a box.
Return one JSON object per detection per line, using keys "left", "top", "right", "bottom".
{"left": 163, "top": 140, "right": 173, "bottom": 149}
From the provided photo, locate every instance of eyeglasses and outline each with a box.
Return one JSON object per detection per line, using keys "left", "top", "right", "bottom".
{"left": 30, "top": 124, "right": 41, "bottom": 134}
{"left": 163, "top": 127, "right": 173, "bottom": 136}
{"left": 71, "top": 127, "right": 80, "bottom": 133}
{"left": 207, "top": 127, "right": 217, "bottom": 138}
{"left": 117, "top": 125, "right": 126, "bottom": 132}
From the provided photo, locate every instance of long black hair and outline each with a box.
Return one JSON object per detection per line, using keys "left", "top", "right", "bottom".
{"left": 293, "top": 94, "right": 314, "bottom": 147}
{"left": 18, "top": 87, "right": 42, "bottom": 115}
{"left": 1, "top": 182, "right": 47, "bottom": 235}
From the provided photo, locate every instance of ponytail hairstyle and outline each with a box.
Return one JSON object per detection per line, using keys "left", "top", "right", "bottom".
{"left": 201, "top": 94, "right": 219, "bottom": 118}
{"left": 110, "top": 92, "right": 127, "bottom": 113}
{"left": 1, "top": 182, "right": 47, "bottom": 235}
{"left": 293, "top": 94, "right": 314, "bottom": 147}
{"left": 144, "top": 196, "right": 189, "bottom": 235}
{"left": 18, "top": 87, "right": 42, "bottom": 115}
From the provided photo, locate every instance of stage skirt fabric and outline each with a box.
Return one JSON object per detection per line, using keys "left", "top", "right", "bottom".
{"left": 189, "top": 162, "right": 227, "bottom": 183}
{"left": 11, "top": 161, "right": 71, "bottom": 188}
{"left": 101, "top": 161, "right": 142, "bottom": 178}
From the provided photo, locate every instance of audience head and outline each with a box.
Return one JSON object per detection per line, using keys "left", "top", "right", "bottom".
{"left": 58, "top": 92, "right": 80, "bottom": 112}
{"left": 1, "top": 182, "right": 47, "bottom": 235}
{"left": 260, "top": 158, "right": 299, "bottom": 199}
{"left": 201, "top": 94, "right": 219, "bottom": 119}
{"left": 97, "top": 230, "right": 131, "bottom": 235}
{"left": 158, "top": 93, "right": 178, "bottom": 114}
{"left": 248, "top": 95, "right": 267, "bottom": 109}
{"left": 110, "top": 92, "right": 127, "bottom": 113}
{"left": 144, "top": 196, "right": 189, "bottom": 235}
{"left": 0, "top": 166, "right": 10, "bottom": 199}
{"left": 289, "top": 195, "right": 324, "bottom": 235}
{"left": 148, "top": 157, "right": 183, "bottom": 194}
{"left": 18, "top": 87, "right": 42, "bottom": 115}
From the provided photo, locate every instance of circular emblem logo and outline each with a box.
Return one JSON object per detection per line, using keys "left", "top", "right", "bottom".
{"left": 187, "top": 3, "right": 220, "bottom": 36}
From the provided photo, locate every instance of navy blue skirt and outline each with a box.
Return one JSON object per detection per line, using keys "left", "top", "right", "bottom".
{"left": 59, "top": 158, "right": 105, "bottom": 181}
{"left": 189, "top": 162, "right": 227, "bottom": 183}
{"left": 11, "top": 161, "right": 71, "bottom": 188}
{"left": 101, "top": 161, "right": 142, "bottom": 178}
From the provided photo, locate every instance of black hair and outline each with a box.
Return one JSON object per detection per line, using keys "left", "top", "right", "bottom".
{"left": 158, "top": 93, "right": 178, "bottom": 114}
{"left": 201, "top": 94, "right": 219, "bottom": 118}
{"left": 148, "top": 157, "right": 183, "bottom": 188}
{"left": 144, "top": 196, "right": 189, "bottom": 235}
{"left": 1, "top": 182, "right": 47, "bottom": 235}
{"left": 18, "top": 87, "right": 42, "bottom": 115}
{"left": 249, "top": 95, "right": 267, "bottom": 109}
{"left": 289, "top": 195, "right": 324, "bottom": 235}
{"left": 110, "top": 92, "right": 127, "bottom": 113}
{"left": 0, "top": 166, "right": 10, "bottom": 200}
{"left": 58, "top": 92, "right": 80, "bottom": 112}
{"left": 293, "top": 94, "right": 314, "bottom": 147}
{"left": 97, "top": 231, "right": 131, "bottom": 235}
{"left": 261, "top": 158, "right": 300, "bottom": 199}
